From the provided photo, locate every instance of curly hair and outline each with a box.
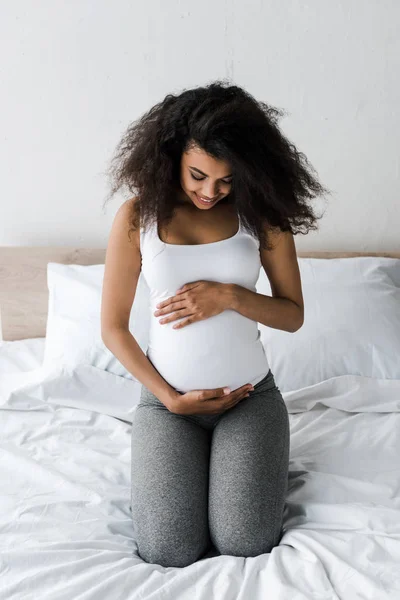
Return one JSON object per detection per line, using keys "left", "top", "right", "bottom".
{"left": 102, "top": 79, "right": 331, "bottom": 251}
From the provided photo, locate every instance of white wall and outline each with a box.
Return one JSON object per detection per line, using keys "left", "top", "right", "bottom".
{"left": 0, "top": 0, "right": 399, "bottom": 251}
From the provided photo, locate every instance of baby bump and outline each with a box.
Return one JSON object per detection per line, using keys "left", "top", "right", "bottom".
{"left": 146, "top": 310, "right": 269, "bottom": 393}
{"left": 146, "top": 342, "right": 269, "bottom": 394}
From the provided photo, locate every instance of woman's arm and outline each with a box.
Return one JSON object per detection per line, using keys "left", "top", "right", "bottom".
{"left": 101, "top": 198, "right": 177, "bottom": 408}
{"left": 227, "top": 285, "right": 303, "bottom": 333}
{"left": 227, "top": 228, "right": 304, "bottom": 333}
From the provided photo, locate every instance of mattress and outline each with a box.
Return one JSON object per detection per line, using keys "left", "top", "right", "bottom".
{"left": 0, "top": 338, "right": 399, "bottom": 599}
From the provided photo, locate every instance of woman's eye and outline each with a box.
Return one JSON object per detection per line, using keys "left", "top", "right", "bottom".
{"left": 190, "top": 173, "right": 232, "bottom": 184}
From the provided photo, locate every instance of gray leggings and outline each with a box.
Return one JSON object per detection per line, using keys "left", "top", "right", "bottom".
{"left": 130, "top": 368, "right": 290, "bottom": 568}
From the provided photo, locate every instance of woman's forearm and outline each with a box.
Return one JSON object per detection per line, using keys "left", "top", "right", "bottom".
{"left": 227, "top": 284, "right": 304, "bottom": 333}
{"left": 102, "top": 328, "right": 177, "bottom": 408}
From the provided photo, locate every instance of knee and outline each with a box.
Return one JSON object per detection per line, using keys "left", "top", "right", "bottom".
{"left": 137, "top": 536, "right": 209, "bottom": 568}
{"left": 212, "top": 524, "right": 281, "bottom": 558}
{"left": 213, "top": 538, "right": 276, "bottom": 558}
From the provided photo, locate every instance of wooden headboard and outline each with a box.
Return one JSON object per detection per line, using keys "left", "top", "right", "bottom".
{"left": 1, "top": 246, "right": 399, "bottom": 341}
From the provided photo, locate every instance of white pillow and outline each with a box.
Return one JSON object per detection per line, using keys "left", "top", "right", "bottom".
{"left": 0, "top": 338, "right": 45, "bottom": 373}
{"left": 43, "top": 263, "right": 150, "bottom": 379}
{"left": 256, "top": 256, "right": 400, "bottom": 393}
{"left": 44, "top": 257, "right": 400, "bottom": 394}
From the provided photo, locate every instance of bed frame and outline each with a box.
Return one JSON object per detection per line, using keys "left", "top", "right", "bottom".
{"left": 1, "top": 247, "right": 399, "bottom": 342}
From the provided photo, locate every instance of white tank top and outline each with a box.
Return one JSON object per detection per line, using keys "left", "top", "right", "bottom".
{"left": 139, "top": 210, "right": 270, "bottom": 394}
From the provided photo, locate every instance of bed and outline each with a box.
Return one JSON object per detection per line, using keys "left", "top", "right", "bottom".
{"left": 1, "top": 246, "right": 400, "bottom": 600}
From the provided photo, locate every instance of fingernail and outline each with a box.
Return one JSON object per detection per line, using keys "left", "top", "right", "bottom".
{"left": 224, "top": 387, "right": 231, "bottom": 394}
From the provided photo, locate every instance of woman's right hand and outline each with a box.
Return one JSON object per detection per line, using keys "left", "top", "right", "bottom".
{"left": 165, "top": 383, "right": 255, "bottom": 416}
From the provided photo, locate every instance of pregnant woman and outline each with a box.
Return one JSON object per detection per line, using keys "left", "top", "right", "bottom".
{"left": 101, "top": 81, "right": 329, "bottom": 568}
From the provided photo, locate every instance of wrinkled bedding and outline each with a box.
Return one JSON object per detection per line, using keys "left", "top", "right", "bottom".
{"left": 0, "top": 338, "right": 399, "bottom": 599}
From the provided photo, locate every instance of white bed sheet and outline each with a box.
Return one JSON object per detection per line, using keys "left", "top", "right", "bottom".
{"left": 1, "top": 339, "right": 400, "bottom": 599}
{"left": 0, "top": 337, "right": 45, "bottom": 373}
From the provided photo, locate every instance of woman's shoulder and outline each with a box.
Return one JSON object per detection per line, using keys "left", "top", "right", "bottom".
{"left": 113, "top": 197, "right": 142, "bottom": 251}
{"left": 124, "top": 196, "right": 142, "bottom": 226}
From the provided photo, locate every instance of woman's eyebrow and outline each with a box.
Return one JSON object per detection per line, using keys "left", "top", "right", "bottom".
{"left": 189, "top": 166, "right": 233, "bottom": 178}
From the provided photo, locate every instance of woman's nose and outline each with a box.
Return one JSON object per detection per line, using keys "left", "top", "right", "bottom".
{"left": 202, "top": 184, "right": 219, "bottom": 198}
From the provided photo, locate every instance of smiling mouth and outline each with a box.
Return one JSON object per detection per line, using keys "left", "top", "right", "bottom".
{"left": 195, "top": 193, "right": 219, "bottom": 204}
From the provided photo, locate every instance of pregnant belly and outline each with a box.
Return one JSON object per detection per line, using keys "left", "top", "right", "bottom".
{"left": 146, "top": 310, "right": 269, "bottom": 393}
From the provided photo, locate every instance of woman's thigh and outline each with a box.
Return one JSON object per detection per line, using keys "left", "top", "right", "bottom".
{"left": 131, "top": 391, "right": 212, "bottom": 568}
{"left": 208, "top": 370, "right": 290, "bottom": 557}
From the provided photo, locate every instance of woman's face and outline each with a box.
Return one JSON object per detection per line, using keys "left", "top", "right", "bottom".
{"left": 178, "top": 146, "right": 233, "bottom": 209}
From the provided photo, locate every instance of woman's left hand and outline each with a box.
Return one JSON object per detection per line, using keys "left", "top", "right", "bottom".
{"left": 154, "top": 281, "right": 232, "bottom": 329}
